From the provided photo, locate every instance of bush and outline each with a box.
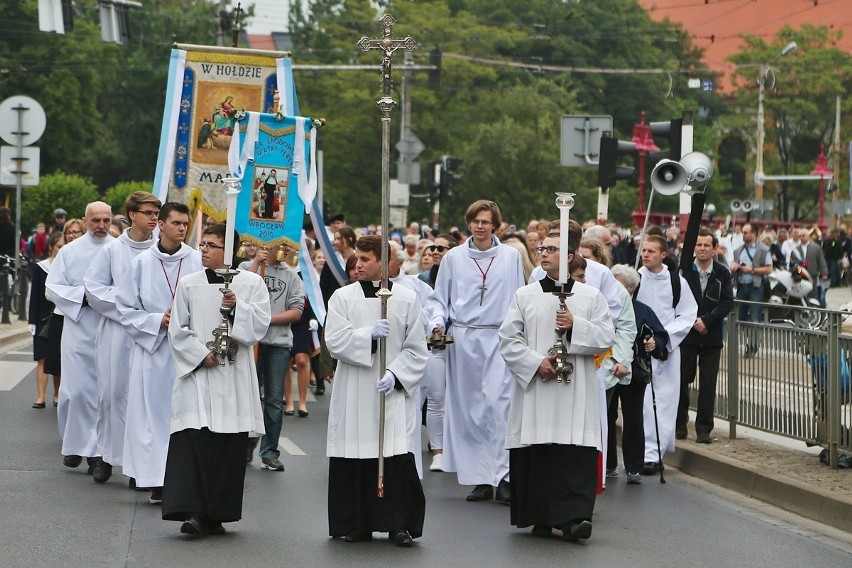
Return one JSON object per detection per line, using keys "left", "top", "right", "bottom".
{"left": 103, "top": 181, "right": 156, "bottom": 215}
{"left": 21, "top": 172, "right": 99, "bottom": 229}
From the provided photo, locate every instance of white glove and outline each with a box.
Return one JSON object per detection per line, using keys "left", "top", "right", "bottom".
{"left": 376, "top": 370, "right": 396, "bottom": 394}
{"left": 28, "top": 324, "right": 36, "bottom": 336}
{"left": 308, "top": 319, "right": 318, "bottom": 332}
{"left": 371, "top": 319, "right": 390, "bottom": 339}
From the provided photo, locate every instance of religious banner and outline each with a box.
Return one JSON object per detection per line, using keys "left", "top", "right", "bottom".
{"left": 227, "top": 111, "right": 318, "bottom": 251}
{"left": 152, "top": 43, "right": 300, "bottom": 225}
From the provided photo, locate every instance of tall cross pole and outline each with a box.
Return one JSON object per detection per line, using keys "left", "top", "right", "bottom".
{"left": 357, "top": 14, "right": 416, "bottom": 498}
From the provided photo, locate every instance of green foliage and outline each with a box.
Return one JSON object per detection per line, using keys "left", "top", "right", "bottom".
{"left": 21, "top": 172, "right": 99, "bottom": 229}
{"left": 726, "top": 25, "right": 852, "bottom": 221}
{"left": 103, "top": 181, "right": 156, "bottom": 214}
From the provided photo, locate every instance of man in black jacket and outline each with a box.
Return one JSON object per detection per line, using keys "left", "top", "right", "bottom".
{"left": 677, "top": 229, "right": 734, "bottom": 444}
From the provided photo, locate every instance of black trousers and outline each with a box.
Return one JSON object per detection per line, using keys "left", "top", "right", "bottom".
{"left": 678, "top": 344, "right": 722, "bottom": 435}
{"left": 606, "top": 378, "right": 647, "bottom": 473}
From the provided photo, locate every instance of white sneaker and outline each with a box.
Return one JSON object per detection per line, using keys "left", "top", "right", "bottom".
{"left": 429, "top": 454, "right": 444, "bottom": 472}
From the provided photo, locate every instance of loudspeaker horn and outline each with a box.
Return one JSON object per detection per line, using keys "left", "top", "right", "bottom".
{"left": 741, "top": 200, "right": 754, "bottom": 213}
{"left": 650, "top": 159, "right": 688, "bottom": 196}
{"left": 730, "top": 199, "right": 743, "bottom": 212}
{"left": 679, "top": 152, "right": 713, "bottom": 189}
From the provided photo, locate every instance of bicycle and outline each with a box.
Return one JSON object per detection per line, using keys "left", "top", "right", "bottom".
{"left": 0, "top": 254, "right": 19, "bottom": 315}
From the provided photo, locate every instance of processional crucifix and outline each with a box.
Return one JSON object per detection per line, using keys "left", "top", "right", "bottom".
{"left": 357, "top": 14, "right": 416, "bottom": 498}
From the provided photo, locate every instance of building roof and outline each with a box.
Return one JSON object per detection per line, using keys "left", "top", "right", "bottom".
{"left": 637, "top": 0, "right": 852, "bottom": 92}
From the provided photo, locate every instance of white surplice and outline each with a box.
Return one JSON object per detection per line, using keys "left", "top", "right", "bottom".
{"left": 168, "top": 270, "right": 270, "bottom": 435}
{"left": 325, "top": 282, "right": 428, "bottom": 459}
{"left": 390, "top": 272, "right": 434, "bottom": 477}
{"left": 84, "top": 229, "right": 154, "bottom": 466}
{"left": 116, "top": 244, "right": 203, "bottom": 487}
{"left": 427, "top": 237, "right": 524, "bottom": 486}
{"left": 45, "top": 232, "right": 114, "bottom": 457}
{"left": 636, "top": 265, "right": 698, "bottom": 462}
{"left": 499, "top": 280, "right": 615, "bottom": 449}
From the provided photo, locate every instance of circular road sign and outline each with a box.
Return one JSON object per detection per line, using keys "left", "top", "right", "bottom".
{"left": 0, "top": 96, "right": 47, "bottom": 146}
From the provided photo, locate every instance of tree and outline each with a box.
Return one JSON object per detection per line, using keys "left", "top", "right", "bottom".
{"left": 21, "top": 172, "right": 99, "bottom": 229}
{"left": 103, "top": 181, "right": 155, "bottom": 213}
{"left": 728, "top": 25, "right": 852, "bottom": 222}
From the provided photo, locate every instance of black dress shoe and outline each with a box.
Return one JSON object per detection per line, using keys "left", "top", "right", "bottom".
{"left": 315, "top": 384, "right": 325, "bottom": 396}
{"left": 675, "top": 428, "right": 687, "bottom": 440}
{"left": 298, "top": 409, "right": 309, "bottom": 418}
{"left": 466, "top": 484, "right": 493, "bottom": 502}
{"left": 92, "top": 459, "right": 113, "bottom": 484}
{"left": 531, "top": 525, "right": 552, "bottom": 537}
{"left": 561, "top": 519, "right": 592, "bottom": 542}
{"left": 340, "top": 532, "right": 372, "bottom": 542}
{"left": 641, "top": 462, "right": 660, "bottom": 475}
{"left": 208, "top": 521, "right": 226, "bottom": 535}
{"left": 696, "top": 432, "right": 713, "bottom": 444}
{"left": 389, "top": 529, "right": 413, "bottom": 547}
{"left": 32, "top": 402, "right": 46, "bottom": 409}
{"left": 494, "top": 479, "right": 511, "bottom": 505}
{"left": 180, "top": 516, "right": 207, "bottom": 538}
{"left": 63, "top": 455, "right": 83, "bottom": 468}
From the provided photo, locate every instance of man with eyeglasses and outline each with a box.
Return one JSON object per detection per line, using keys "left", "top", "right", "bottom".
{"left": 427, "top": 200, "right": 524, "bottom": 504}
{"left": 730, "top": 223, "right": 772, "bottom": 357}
{"left": 46, "top": 201, "right": 116, "bottom": 476}
{"left": 162, "top": 223, "right": 271, "bottom": 538}
{"left": 499, "top": 234, "right": 615, "bottom": 541}
{"left": 117, "top": 202, "right": 203, "bottom": 505}
{"left": 417, "top": 234, "right": 457, "bottom": 472}
{"left": 83, "top": 192, "right": 161, "bottom": 484}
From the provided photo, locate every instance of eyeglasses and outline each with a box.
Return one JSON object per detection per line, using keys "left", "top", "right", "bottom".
{"left": 536, "top": 246, "right": 559, "bottom": 254}
{"left": 199, "top": 241, "right": 225, "bottom": 250}
{"left": 134, "top": 209, "right": 160, "bottom": 218}
{"left": 64, "top": 230, "right": 83, "bottom": 237}
{"left": 427, "top": 245, "right": 449, "bottom": 252}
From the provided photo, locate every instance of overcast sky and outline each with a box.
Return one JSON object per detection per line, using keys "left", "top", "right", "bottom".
{"left": 243, "top": 0, "right": 290, "bottom": 34}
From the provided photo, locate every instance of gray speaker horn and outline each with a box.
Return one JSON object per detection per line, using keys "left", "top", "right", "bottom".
{"left": 730, "top": 199, "right": 743, "bottom": 212}
{"left": 650, "top": 159, "right": 688, "bottom": 196}
{"left": 741, "top": 200, "right": 754, "bottom": 213}
{"left": 679, "top": 152, "right": 713, "bottom": 189}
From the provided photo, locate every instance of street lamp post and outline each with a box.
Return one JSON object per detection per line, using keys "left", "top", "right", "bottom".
{"left": 754, "top": 41, "right": 797, "bottom": 203}
{"left": 810, "top": 145, "right": 832, "bottom": 227}
{"left": 632, "top": 111, "right": 659, "bottom": 213}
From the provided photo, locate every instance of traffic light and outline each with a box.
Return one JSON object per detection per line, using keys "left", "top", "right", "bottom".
{"left": 428, "top": 48, "right": 442, "bottom": 90}
{"left": 597, "top": 135, "right": 636, "bottom": 189}
{"left": 425, "top": 160, "right": 441, "bottom": 202}
{"left": 649, "top": 118, "right": 684, "bottom": 163}
{"left": 440, "top": 155, "right": 463, "bottom": 200}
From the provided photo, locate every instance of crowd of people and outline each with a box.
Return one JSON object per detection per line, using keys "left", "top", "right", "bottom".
{"left": 22, "top": 192, "right": 852, "bottom": 546}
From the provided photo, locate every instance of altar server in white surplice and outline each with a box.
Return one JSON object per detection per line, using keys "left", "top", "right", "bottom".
{"left": 634, "top": 234, "right": 697, "bottom": 471}
{"left": 161, "top": 223, "right": 270, "bottom": 538}
{"left": 46, "top": 202, "right": 114, "bottom": 471}
{"left": 426, "top": 200, "right": 524, "bottom": 504}
{"left": 499, "top": 235, "right": 615, "bottom": 542}
{"left": 117, "top": 203, "right": 202, "bottom": 504}
{"left": 84, "top": 192, "right": 160, "bottom": 484}
{"left": 325, "top": 236, "right": 428, "bottom": 546}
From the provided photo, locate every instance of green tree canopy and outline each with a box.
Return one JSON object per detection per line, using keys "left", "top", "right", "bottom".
{"left": 22, "top": 172, "right": 99, "bottom": 229}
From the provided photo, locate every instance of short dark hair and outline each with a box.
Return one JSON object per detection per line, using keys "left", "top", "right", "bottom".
{"left": 202, "top": 223, "right": 240, "bottom": 254}
{"left": 546, "top": 219, "right": 582, "bottom": 252}
{"left": 355, "top": 234, "right": 391, "bottom": 261}
{"left": 159, "top": 202, "right": 189, "bottom": 221}
{"left": 48, "top": 230, "right": 64, "bottom": 249}
{"left": 696, "top": 227, "right": 718, "bottom": 247}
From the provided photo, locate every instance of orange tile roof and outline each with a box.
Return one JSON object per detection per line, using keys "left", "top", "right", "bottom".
{"left": 637, "top": 0, "right": 852, "bottom": 92}
{"left": 247, "top": 33, "right": 277, "bottom": 51}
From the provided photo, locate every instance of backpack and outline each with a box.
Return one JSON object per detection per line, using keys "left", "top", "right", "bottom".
{"left": 633, "top": 260, "right": 681, "bottom": 309}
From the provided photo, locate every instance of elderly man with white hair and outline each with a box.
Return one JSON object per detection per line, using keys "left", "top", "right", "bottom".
{"left": 401, "top": 234, "right": 421, "bottom": 275}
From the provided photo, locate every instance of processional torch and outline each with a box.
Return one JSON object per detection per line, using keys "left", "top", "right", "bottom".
{"left": 546, "top": 193, "right": 577, "bottom": 384}
{"left": 206, "top": 177, "right": 241, "bottom": 366}
{"left": 357, "top": 15, "right": 416, "bottom": 497}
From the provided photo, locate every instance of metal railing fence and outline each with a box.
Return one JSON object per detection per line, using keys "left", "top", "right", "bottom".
{"left": 685, "top": 300, "right": 851, "bottom": 469}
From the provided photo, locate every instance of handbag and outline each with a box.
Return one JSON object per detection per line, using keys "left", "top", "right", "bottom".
{"left": 632, "top": 353, "right": 652, "bottom": 385}
{"left": 37, "top": 315, "right": 51, "bottom": 340}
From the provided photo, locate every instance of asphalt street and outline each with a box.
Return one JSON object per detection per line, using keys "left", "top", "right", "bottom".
{"left": 1, "top": 338, "right": 850, "bottom": 568}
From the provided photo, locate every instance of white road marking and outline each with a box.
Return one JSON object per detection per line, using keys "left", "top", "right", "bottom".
{"left": 0, "top": 361, "right": 36, "bottom": 390}
{"left": 278, "top": 437, "right": 306, "bottom": 456}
